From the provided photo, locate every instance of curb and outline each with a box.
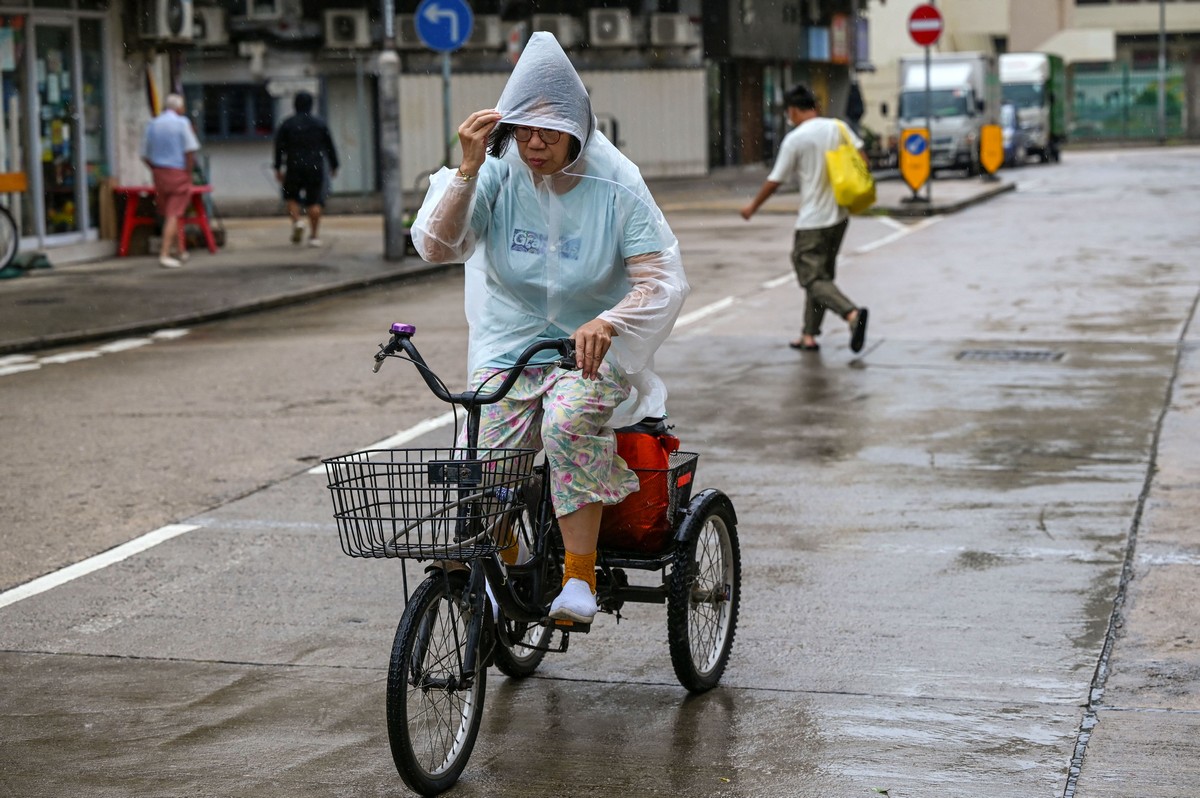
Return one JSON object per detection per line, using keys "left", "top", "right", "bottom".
{"left": 877, "top": 181, "right": 1016, "bottom": 218}
{"left": 0, "top": 260, "right": 456, "bottom": 357}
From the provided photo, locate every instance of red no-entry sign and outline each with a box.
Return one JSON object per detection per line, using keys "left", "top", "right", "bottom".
{"left": 908, "top": 4, "right": 943, "bottom": 47}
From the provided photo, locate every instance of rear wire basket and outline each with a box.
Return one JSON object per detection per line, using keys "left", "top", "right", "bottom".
{"left": 323, "top": 448, "right": 537, "bottom": 560}
{"left": 598, "top": 451, "right": 699, "bottom": 553}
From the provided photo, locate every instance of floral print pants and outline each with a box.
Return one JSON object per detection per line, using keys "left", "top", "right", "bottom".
{"left": 467, "top": 363, "right": 640, "bottom": 517}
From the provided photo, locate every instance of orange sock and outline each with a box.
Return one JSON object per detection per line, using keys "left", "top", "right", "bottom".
{"left": 497, "top": 524, "right": 519, "bottom": 565}
{"left": 499, "top": 538, "right": 520, "bottom": 565}
{"left": 563, "top": 550, "right": 597, "bottom": 593}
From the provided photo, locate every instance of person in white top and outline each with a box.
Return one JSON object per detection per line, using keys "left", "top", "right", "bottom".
{"left": 741, "top": 84, "right": 870, "bottom": 353}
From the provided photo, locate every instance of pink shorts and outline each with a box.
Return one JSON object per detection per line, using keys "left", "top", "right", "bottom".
{"left": 466, "top": 363, "right": 640, "bottom": 517}
{"left": 152, "top": 167, "right": 192, "bottom": 219}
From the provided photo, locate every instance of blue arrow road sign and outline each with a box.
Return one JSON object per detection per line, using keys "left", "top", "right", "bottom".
{"left": 415, "top": 0, "right": 474, "bottom": 52}
{"left": 903, "top": 131, "right": 928, "bottom": 156}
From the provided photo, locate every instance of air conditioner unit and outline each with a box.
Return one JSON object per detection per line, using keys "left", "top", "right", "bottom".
{"left": 324, "top": 9, "right": 370, "bottom": 49}
{"left": 138, "top": 0, "right": 195, "bottom": 43}
{"left": 244, "top": 0, "right": 280, "bottom": 21}
{"left": 649, "top": 13, "right": 699, "bottom": 47}
{"left": 531, "top": 14, "right": 584, "bottom": 50}
{"left": 395, "top": 14, "right": 423, "bottom": 50}
{"left": 193, "top": 6, "right": 228, "bottom": 46}
{"left": 463, "top": 14, "right": 503, "bottom": 50}
{"left": 588, "top": 8, "right": 639, "bottom": 48}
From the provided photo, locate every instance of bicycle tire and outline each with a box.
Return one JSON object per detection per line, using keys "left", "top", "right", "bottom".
{"left": 493, "top": 616, "right": 553, "bottom": 678}
{"left": 386, "top": 570, "right": 487, "bottom": 796}
{"left": 0, "top": 206, "right": 17, "bottom": 270}
{"left": 666, "top": 489, "right": 740, "bottom": 693}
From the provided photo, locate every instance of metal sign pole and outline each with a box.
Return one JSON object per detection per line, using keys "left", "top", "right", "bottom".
{"left": 1158, "top": 0, "right": 1167, "bottom": 144}
{"left": 924, "top": 44, "right": 932, "bottom": 204}
{"left": 442, "top": 51, "right": 452, "bottom": 168}
{"left": 926, "top": 0, "right": 935, "bottom": 203}
{"left": 379, "top": 0, "right": 406, "bottom": 260}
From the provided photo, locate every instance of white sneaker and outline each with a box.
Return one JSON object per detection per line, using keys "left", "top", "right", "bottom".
{"left": 291, "top": 220, "right": 305, "bottom": 244}
{"left": 158, "top": 256, "right": 182, "bottom": 269}
{"left": 307, "top": 237, "right": 322, "bottom": 247}
{"left": 548, "top": 578, "right": 597, "bottom": 623}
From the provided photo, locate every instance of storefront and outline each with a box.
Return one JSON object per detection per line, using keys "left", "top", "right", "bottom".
{"left": 1, "top": 0, "right": 112, "bottom": 255}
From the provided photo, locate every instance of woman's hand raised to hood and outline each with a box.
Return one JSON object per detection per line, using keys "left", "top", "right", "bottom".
{"left": 458, "top": 109, "right": 501, "bottom": 176}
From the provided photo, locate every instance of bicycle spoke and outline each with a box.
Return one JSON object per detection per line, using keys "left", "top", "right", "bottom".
{"left": 406, "top": 593, "right": 476, "bottom": 774}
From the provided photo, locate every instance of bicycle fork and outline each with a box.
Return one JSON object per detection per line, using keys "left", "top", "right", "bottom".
{"left": 407, "top": 566, "right": 490, "bottom": 692}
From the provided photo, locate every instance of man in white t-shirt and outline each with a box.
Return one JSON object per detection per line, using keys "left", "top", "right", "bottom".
{"left": 741, "top": 84, "right": 870, "bottom": 353}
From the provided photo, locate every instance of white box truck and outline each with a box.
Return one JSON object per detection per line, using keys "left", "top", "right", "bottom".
{"left": 897, "top": 52, "right": 1001, "bottom": 175}
{"left": 1000, "top": 52, "right": 1067, "bottom": 163}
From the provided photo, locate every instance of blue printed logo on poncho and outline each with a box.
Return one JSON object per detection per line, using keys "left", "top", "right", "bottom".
{"left": 511, "top": 229, "right": 580, "bottom": 260}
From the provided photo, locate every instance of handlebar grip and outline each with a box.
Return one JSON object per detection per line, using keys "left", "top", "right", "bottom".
{"left": 373, "top": 324, "right": 417, "bottom": 372}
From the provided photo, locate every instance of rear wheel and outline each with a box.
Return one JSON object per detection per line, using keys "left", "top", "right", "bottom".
{"left": 667, "top": 490, "right": 740, "bottom": 693}
{"left": 493, "top": 474, "right": 554, "bottom": 678}
{"left": 493, "top": 616, "right": 552, "bottom": 678}
{"left": 387, "top": 570, "right": 486, "bottom": 796}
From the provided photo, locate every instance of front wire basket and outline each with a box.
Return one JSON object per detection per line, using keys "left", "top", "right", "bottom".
{"left": 323, "top": 447, "right": 537, "bottom": 560}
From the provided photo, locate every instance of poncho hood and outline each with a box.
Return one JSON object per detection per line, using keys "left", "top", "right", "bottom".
{"left": 495, "top": 32, "right": 596, "bottom": 156}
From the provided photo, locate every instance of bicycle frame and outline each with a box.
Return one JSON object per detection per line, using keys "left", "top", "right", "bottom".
{"left": 375, "top": 324, "right": 578, "bottom": 662}
{"left": 353, "top": 323, "right": 740, "bottom": 795}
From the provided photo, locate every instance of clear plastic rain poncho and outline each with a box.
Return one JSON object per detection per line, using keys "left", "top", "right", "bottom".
{"left": 410, "top": 32, "right": 689, "bottom": 428}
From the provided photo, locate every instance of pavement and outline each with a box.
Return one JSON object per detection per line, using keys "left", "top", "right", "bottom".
{"left": 0, "top": 166, "right": 1011, "bottom": 357}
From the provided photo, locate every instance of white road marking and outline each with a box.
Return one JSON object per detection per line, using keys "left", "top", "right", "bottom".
{"left": 1, "top": 329, "right": 190, "bottom": 379}
{"left": 96, "top": 337, "right": 153, "bottom": 353}
{"left": 0, "top": 524, "right": 200, "bottom": 611}
{"left": 0, "top": 363, "right": 40, "bottom": 377}
{"left": 307, "top": 409, "right": 460, "bottom": 474}
{"left": 675, "top": 296, "right": 736, "bottom": 328}
{"left": 40, "top": 350, "right": 103, "bottom": 365}
{"left": 853, "top": 216, "right": 944, "bottom": 254}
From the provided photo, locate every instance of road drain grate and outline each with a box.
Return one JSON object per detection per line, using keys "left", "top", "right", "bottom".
{"left": 956, "top": 349, "right": 1064, "bottom": 363}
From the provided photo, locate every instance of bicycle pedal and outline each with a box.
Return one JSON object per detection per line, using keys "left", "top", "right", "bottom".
{"left": 549, "top": 618, "right": 592, "bottom": 633}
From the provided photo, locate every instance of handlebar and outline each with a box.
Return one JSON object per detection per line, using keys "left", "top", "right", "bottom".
{"left": 373, "top": 322, "right": 578, "bottom": 408}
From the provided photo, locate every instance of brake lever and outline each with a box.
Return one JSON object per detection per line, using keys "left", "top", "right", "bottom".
{"left": 557, "top": 339, "right": 578, "bottom": 371}
{"left": 373, "top": 341, "right": 394, "bottom": 373}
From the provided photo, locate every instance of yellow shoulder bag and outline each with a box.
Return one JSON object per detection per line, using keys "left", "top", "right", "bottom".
{"left": 825, "top": 121, "right": 876, "bottom": 214}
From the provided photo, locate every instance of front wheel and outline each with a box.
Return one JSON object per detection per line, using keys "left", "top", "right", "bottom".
{"left": 667, "top": 490, "right": 741, "bottom": 693}
{"left": 386, "top": 570, "right": 486, "bottom": 796}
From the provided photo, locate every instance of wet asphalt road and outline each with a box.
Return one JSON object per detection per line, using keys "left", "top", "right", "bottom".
{"left": 3, "top": 148, "right": 1200, "bottom": 797}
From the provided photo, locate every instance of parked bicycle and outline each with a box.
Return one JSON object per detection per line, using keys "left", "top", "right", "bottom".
{"left": 323, "top": 323, "right": 741, "bottom": 796}
{"left": 0, "top": 203, "right": 19, "bottom": 270}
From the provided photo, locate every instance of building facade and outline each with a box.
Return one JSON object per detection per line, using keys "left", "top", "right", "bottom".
{"left": 1, "top": 0, "right": 861, "bottom": 261}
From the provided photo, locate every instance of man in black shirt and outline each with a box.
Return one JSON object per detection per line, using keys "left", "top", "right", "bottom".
{"left": 273, "top": 91, "right": 339, "bottom": 246}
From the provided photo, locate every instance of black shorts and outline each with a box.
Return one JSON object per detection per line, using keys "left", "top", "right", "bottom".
{"left": 281, "top": 168, "right": 327, "bottom": 207}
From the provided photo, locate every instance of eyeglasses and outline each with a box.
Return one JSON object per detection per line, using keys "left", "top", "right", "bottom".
{"left": 512, "top": 126, "right": 563, "bottom": 144}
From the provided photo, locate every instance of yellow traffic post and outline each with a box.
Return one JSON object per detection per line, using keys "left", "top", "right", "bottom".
{"left": 899, "top": 128, "right": 931, "bottom": 203}
{"left": 980, "top": 124, "right": 1003, "bottom": 178}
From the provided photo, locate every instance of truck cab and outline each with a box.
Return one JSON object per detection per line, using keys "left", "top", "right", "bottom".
{"left": 999, "top": 52, "right": 1067, "bottom": 163}
{"left": 897, "top": 52, "right": 1000, "bottom": 176}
